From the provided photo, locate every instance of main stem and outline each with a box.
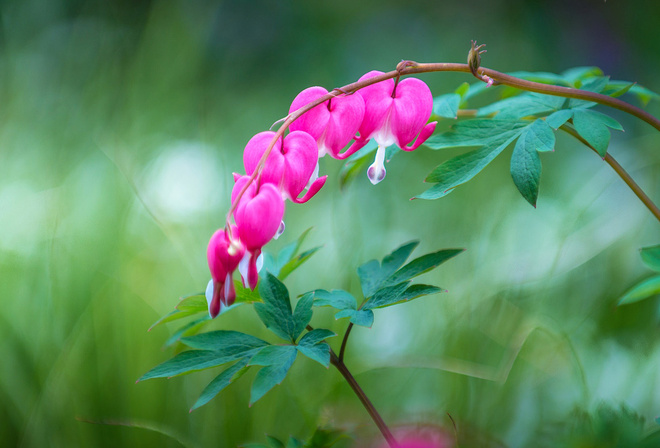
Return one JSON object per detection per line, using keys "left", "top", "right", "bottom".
{"left": 227, "top": 57, "right": 660, "bottom": 229}
{"left": 329, "top": 349, "right": 399, "bottom": 447}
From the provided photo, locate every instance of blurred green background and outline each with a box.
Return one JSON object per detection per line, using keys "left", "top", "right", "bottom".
{"left": 1, "top": 0, "right": 660, "bottom": 447}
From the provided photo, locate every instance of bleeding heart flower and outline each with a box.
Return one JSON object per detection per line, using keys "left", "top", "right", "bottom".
{"left": 206, "top": 226, "right": 245, "bottom": 318}
{"left": 233, "top": 182, "right": 285, "bottom": 289}
{"left": 346, "top": 70, "right": 437, "bottom": 184}
{"left": 243, "top": 130, "right": 327, "bottom": 203}
{"left": 289, "top": 86, "right": 365, "bottom": 159}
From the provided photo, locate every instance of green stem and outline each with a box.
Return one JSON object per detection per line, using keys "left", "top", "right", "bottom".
{"left": 560, "top": 124, "right": 660, "bottom": 222}
{"left": 329, "top": 350, "right": 399, "bottom": 448}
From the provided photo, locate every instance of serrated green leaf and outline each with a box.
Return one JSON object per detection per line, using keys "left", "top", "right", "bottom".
{"left": 577, "top": 76, "right": 609, "bottom": 93}
{"left": 578, "top": 109, "right": 624, "bottom": 131}
{"left": 641, "top": 245, "right": 660, "bottom": 271}
{"left": 255, "top": 273, "right": 297, "bottom": 341}
{"left": 181, "top": 330, "right": 269, "bottom": 352}
{"left": 363, "top": 281, "right": 409, "bottom": 310}
{"left": 477, "top": 93, "right": 563, "bottom": 120}
{"left": 190, "top": 358, "right": 250, "bottom": 411}
{"left": 424, "top": 119, "right": 527, "bottom": 150}
{"left": 249, "top": 345, "right": 297, "bottom": 405}
{"left": 164, "top": 315, "right": 211, "bottom": 348}
{"left": 292, "top": 292, "right": 314, "bottom": 341}
{"left": 433, "top": 93, "right": 461, "bottom": 119}
{"left": 545, "top": 109, "right": 573, "bottom": 130}
{"left": 335, "top": 309, "right": 374, "bottom": 327}
{"left": 387, "top": 249, "right": 465, "bottom": 285}
{"left": 139, "top": 350, "right": 246, "bottom": 381}
{"left": 417, "top": 131, "right": 522, "bottom": 199}
{"left": 279, "top": 246, "right": 322, "bottom": 281}
{"left": 365, "top": 284, "right": 444, "bottom": 309}
{"left": 521, "top": 119, "right": 555, "bottom": 152}
{"left": 618, "top": 275, "right": 660, "bottom": 306}
{"left": 357, "top": 241, "right": 419, "bottom": 298}
{"left": 510, "top": 133, "right": 543, "bottom": 207}
{"left": 298, "top": 329, "right": 336, "bottom": 346}
{"left": 313, "top": 289, "right": 358, "bottom": 310}
{"left": 296, "top": 341, "right": 331, "bottom": 368}
{"left": 573, "top": 109, "right": 611, "bottom": 156}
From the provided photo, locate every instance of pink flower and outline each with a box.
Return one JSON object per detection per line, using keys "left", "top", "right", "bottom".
{"left": 206, "top": 226, "right": 245, "bottom": 318}
{"left": 232, "top": 180, "right": 285, "bottom": 289}
{"left": 289, "top": 86, "right": 365, "bottom": 159}
{"left": 243, "top": 130, "right": 327, "bottom": 203}
{"left": 347, "top": 71, "right": 437, "bottom": 184}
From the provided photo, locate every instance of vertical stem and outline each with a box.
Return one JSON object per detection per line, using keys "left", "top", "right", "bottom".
{"left": 338, "top": 322, "right": 354, "bottom": 363}
{"left": 330, "top": 350, "right": 399, "bottom": 447}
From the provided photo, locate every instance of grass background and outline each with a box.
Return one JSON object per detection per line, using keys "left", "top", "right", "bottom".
{"left": 1, "top": 0, "right": 660, "bottom": 446}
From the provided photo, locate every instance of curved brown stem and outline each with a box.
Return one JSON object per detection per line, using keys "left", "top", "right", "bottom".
{"left": 330, "top": 350, "right": 399, "bottom": 447}
{"left": 227, "top": 51, "right": 660, "bottom": 227}
{"left": 560, "top": 124, "right": 660, "bottom": 222}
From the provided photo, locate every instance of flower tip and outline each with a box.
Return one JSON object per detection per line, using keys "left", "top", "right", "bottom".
{"left": 367, "top": 165, "right": 386, "bottom": 185}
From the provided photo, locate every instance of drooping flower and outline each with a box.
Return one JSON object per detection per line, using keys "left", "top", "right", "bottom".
{"left": 243, "top": 130, "right": 327, "bottom": 203}
{"left": 232, "top": 179, "right": 285, "bottom": 289}
{"left": 346, "top": 71, "right": 437, "bottom": 184}
{"left": 289, "top": 86, "right": 365, "bottom": 159}
{"left": 206, "top": 226, "right": 245, "bottom": 318}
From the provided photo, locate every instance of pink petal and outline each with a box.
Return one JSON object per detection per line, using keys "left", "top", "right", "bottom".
{"left": 322, "top": 93, "right": 365, "bottom": 158}
{"left": 235, "top": 183, "right": 285, "bottom": 251}
{"left": 289, "top": 86, "right": 330, "bottom": 140}
{"left": 390, "top": 78, "right": 434, "bottom": 149}
{"left": 290, "top": 175, "right": 327, "bottom": 204}
{"left": 281, "top": 131, "right": 319, "bottom": 200}
{"left": 356, "top": 71, "right": 395, "bottom": 143}
{"left": 402, "top": 121, "right": 437, "bottom": 152}
{"left": 243, "top": 131, "right": 285, "bottom": 187}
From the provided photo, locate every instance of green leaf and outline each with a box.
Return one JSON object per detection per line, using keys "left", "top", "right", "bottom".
{"left": 292, "top": 292, "right": 314, "bottom": 341}
{"left": 335, "top": 309, "right": 374, "bottom": 327}
{"left": 266, "top": 436, "right": 285, "bottom": 448}
{"left": 249, "top": 345, "right": 297, "bottom": 405}
{"left": 279, "top": 246, "right": 322, "bottom": 281}
{"left": 297, "top": 329, "right": 336, "bottom": 368}
{"left": 641, "top": 245, "right": 660, "bottom": 271}
{"left": 545, "top": 109, "right": 573, "bottom": 130}
{"left": 604, "top": 81, "right": 635, "bottom": 98}
{"left": 262, "top": 228, "right": 315, "bottom": 278}
{"left": 306, "top": 427, "right": 351, "bottom": 447}
{"left": 313, "top": 289, "right": 358, "bottom": 311}
{"left": 235, "top": 280, "right": 262, "bottom": 303}
{"left": 363, "top": 281, "right": 409, "bottom": 310}
{"left": 577, "top": 76, "right": 609, "bottom": 93}
{"left": 164, "top": 315, "right": 211, "bottom": 348}
{"left": 561, "top": 66, "right": 603, "bottom": 85}
{"left": 424, "top": 119, "right": 527, "bottom": 150}
{"left": 510, "top": 133, "right": 543, "bottom": 207}
{"left": 386, "top": 249, "right": 465, "bottom": 285}
{"left": 365, "top": 284, "right": 443, "bottom": 309}
{"left": 176, "top": 294, "right": 207, "bottom": 312}
{"left": 190, "top": 358, "right": 250, "bottom": 411}
{"left": 181, "top": 330, "right": 269, "bottom": 352}
{"left": 417, "top": 131, "right": 522, "bottom": 199}
{"left": 477, "top": 93, "right": 563, "bottom": 120}
{"left": 455, "top": 81, "right": 470, "bottom": 99}
{"left": 148, "top": 308, "right": 204, "bottom": 332}
{"left": 298, "top": 329, "right": 336, "bottom": 346}
{"left": 139, "top": 350, "right": 247, "bottom": 381}
{"left": 255, "top": 273, "right": 297, "bottom": 341}
{"left": 357, "top": 241, "right": 419, "bottom": 298}
{"left": 433, "top": 93, "right": 461, "bottom": 119}
{"left": 520, "top": 119, "right": 555, "bottom": 152}
{"left": 618, "top": 275, "right": 660, "bottom": 306}
{"left": 573, "top": 109, "right": 611, "bottom": 156}
{"left": 286, "top": 436, "right": 303, "bottom": 448}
